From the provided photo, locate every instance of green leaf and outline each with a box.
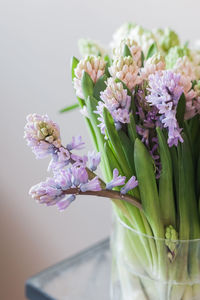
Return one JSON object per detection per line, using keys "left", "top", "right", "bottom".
{"left": 146, "top": 43, "right": 158, "bottom": 60}
{"left": 134, "top": 138, "right": 164, "bottom": 237}
{"left": 81, "top": 71, "right": 94, "bottom": 100}
{"left": 141, "top": 51, "right": 145, "bottom": 67}
{"left": 59, "top": 103, "right": 79, "bottom": 113}
{"left": 169, "top": 146, "right": 179, "bottom": 201}
{"left": 184, "top": 40, "right": 189, "bottom": 48}
{"left": 177, "top": 134, "right": 199, "bottom": 240}
{"left": 192, "top": 80, "right": 197, "bottom": 89}
{"left": 104, "top": 55, "right": 112, "bottom": 66}
{"left": 104, "top": 142, "right": 123, "bottom": 180}
{"left": 86, "top": 96, "right": 111, "bottom": 181}
{"left": 189, "top": 115, "right": 200, "bottom": 162}
{"left": 103, "top": 107, "right": 132, "bottom": 177}
{"left": 181, "top": 134, "right": 199, "bottom": 238}
{"left": 128, "top": 114, "right": 137, "bottom": 144}
{"left": 156, "top": 127, "right": 175, "bottom": 227}
{"left": 104, "top": 56, "right": 112, "bottom": 77}
{"left": 71, "top": 56, "right": 79, "bottom": 81}
{"left": 197, "top": 155, "right": 200, "bottom": 200}
{"left": 118, "top": 130, "right": 136, "bottom": 175}
{"left": 176, "top": 93, "right": 186, "bottom": 128}
{"left": 93, "top": 74, "right": 107, "bottom": 101}
{"left": 123, "top": 44, "right": 132, "bottom": 57}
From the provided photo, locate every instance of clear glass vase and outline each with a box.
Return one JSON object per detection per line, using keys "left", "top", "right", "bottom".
{"left": 111, "top": 215, "right": 200, "bottom": 300}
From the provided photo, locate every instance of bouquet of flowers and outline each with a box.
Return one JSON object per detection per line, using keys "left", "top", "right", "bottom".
{"left": 24, "top": 23, "right": 200, "bottom": 300}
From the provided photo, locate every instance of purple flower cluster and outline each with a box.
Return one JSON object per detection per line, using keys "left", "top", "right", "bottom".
{"left": 26, "top": 114, "right": 139, "bottom": 211}
{"left": 146, "top": 70, "right": 184, "bottom": 147}
{"left": 24, "top": 114, "right": 61, "bottom": 159}
{"left": 95, "top": 78, "right": 131, "bottom": 135}
{"left": 29, "top": 165, "right": 101, "bottom": 211}
{"left": 106, "top": 168, "right": 138, "bottom": 194}
{"left": 24, "top": 114, "right": 88, "bottom": 171}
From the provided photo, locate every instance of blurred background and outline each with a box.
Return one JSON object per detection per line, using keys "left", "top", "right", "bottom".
{"left": 0, "top": 0, "right": 199, "bottom": 299}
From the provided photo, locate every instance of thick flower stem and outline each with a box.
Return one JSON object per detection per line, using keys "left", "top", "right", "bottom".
{"left": 62, "top": 188, "right": 142, "bottom": 210}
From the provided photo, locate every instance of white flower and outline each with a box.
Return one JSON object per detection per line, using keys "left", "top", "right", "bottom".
{"left": 109, "top": 56, "right": 141, "bottom": 90}
{"left": 74, "top": 56, "right": 106, "bottom": 98}
{"left": 78, "top": 39, "right": 106, "bottom": 57}
{"left": 110, "top": 24, "right": 156, "bottom": 56}
{"left": 127, "top": 25, "right": 156, "bottom": 56}
{"left": 110, "top": 22, "right": 136, "bottom": 49}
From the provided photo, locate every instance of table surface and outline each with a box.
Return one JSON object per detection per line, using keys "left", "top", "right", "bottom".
{"left": 25, "top": 238, "right": 111, "bottom": 300}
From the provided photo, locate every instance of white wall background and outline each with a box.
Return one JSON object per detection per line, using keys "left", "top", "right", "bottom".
{"left": 0, "top": 0, "right": 199, "bottom": 299}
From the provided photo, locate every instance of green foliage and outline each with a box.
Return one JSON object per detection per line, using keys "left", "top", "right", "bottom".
{"left": 93, "top": 74, "right": 107, "bottom": 101}
{"left": 146, "top": 43, "right": 158, "bottom": 60}
{"left": 141, "top": 51, "right": 145, "bottom": 67}
{"left": 127, "top": 114, "right": 137, "bottom": 145}
{"left": 134, "top": 138, "right": 164, "bottom": 238}
{"left": 165, "top": 46, "right": 189, "bottom": 69}
{"left": 59, "top": 103, "right": 79, "bottom": 113}
{"left": 123, "top": 44, "right": 132, "bottom": 57}
{"left": 176, "top": 93, "right": 186, "bottom": 128}
{"left": 157, "top": 127, "right": 175, "bottom": 227}
{"left": 103, "top": 107, "right": 133, "bottom": 178}
{"left": 71, "top": 56, "right": 79, "bottom": 80}
{"left": 81, "top": 71, "right": 94, "bottom": 99}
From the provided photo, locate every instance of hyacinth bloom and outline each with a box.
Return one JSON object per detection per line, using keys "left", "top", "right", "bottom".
{"left": 56, "top": 195, "right": 76, "bottom": 211}
{"left": 141, "top": 53, "right": 166, "bottom": 80}
{"left": 87, "top": 151, "right": 101, "bottom": 171}
{"left": 127, "top": 25, "right": 156, "bottom": 56}
{"left": 48, "top": 146, "right": 71, "bottom": 171}
{"left": 29, "top": 178, "right": 64, "bottom": 206}
{"left": 74, "top": 56, "right": 106, "bottom": 98}
{"left": 80, "top": 177, "right": 102, "bottom": 192}
{"left": 66, "top": 136, "right": 85, "bottom": 151}
{"left": 95, "top": 78, "right": 131, "bottom": 134}
{"left": 109, "top": 56, "right": 141, "bottom": 90}
{"left": 153, "top": 27, "right": 180, "bottom": 53}
{"left": 111, "top": 23, "right": 156, "bottom": 56}
{"left": 95, "top": 84, "right": 131, "bottom": 135}
{"left": 171, "top": 56, "right": 200, "bottom": 119}
{"left": 24, "top": 114, "right": 61, "bottom": 159}
{"left": 110, "top": 22, "right": 137, "bottom": 49}
{"left": 120, "top": 176, "right": 138, "bottom": 194}
{"left": 173, "top": 56, "right": 197, "bottom": 82}
{"left": 146, "top": 70, "right": 184, "bottom": 147}
{"left": 100, "top": 78, "right": 131, "bottom": 111}
{"left": 78, "top": 38, "right": 106, "bottom": 57}
{"left": 113, "top": 38, "right": 142, "bottom": 67}
{"left": 25, "top": 114, "right": 89, "bottom": 171}
{"left": 106, "top": 169, "right": 126, "bottom": 190}
{"left": 29, "top": 165, "right": 102, "bottom": 210}
{"left": 55, "top": 169, "right": 72, "bottom": 190}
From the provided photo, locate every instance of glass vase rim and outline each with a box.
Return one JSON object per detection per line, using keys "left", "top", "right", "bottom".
{"left": 115, "top": 214, "right": 200, "bottom": 243}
